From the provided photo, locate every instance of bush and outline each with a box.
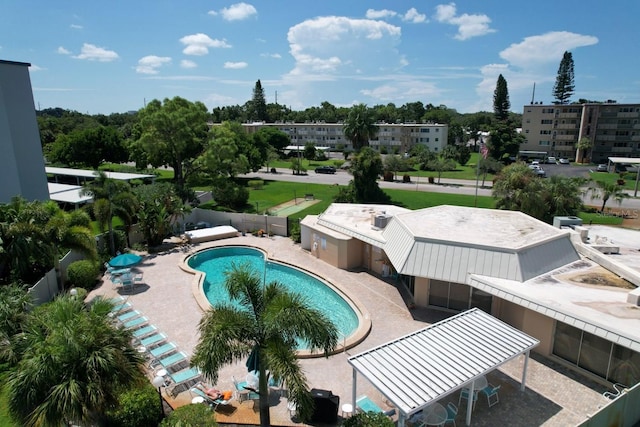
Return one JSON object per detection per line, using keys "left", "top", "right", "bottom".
{"left": 383, "top": 171, "right": 394, "bottom": 182}
{"left": 67, "top": 260, "right": 99, "bottom": 290}
{"left": 270, "top": 167, "right": 277, "bottom": 174}
{"left": 343, "top": 412, "right": 394, "bottom": 427}
{"left": 160, "top": 403, "right": 217, "bottom": 427}
{"left": 403, "top": 174, "right": 411, "bottom": 183}
{"left": 288, "top": 220, "right": 301, "bottom": 243}
{"left": 107, "top": 385, "right": 162, "bottom": 427}
{"left": 248, "top": 180, "right": 264, "bottom": 190}
{"left": 212, "top": 181, "right": 249, "bottom": 210}
{"left": 428, "top": 176, "right": 435, "bottom": 184}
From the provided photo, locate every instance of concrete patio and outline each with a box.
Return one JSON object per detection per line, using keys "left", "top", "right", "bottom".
{"left": 88, "top": 234, "right": 610, "bottom": 426}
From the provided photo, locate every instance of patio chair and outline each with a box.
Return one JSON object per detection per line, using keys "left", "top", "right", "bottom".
{"left": 445, "top": 402, "right": 458, "bottom": 426}
{"left": 480, "top": 384, "right": 500, "bottom": 407}
{"left": 268, "top": 375, "right": 284, "bottom": 397}
{"left": 133, "top": 273, "right": 144, "bottom": 285}
{"left": 116, "top": 310, "right": 141, "bottom": 323}
{"left": 167, "top": 367, "right": 201, "bottom": 397}
{"left": 232, "top": 376, "right": 259, "bottom": 402}
{"left": 153, "top": 351, "right": 188, "bottom": 372}
{"left": 458, "top": 388, "right": 478, "bottom": 411}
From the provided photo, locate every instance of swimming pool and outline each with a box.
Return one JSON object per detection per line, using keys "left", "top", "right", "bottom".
{"left": 187, "top": 246, "right": 360, "bottom": 350}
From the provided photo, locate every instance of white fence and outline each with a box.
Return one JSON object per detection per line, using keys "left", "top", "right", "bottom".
{"left": 27, "top": 250, "right": 85, "bottom": 306}
{"left": 180, "top": 208, "right": 289, "bottom": 237}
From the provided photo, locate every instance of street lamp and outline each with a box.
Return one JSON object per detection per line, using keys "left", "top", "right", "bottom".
{"left": 69, "top": 288, "right": 78, "bottom": 298}
{"left": 152, "top": 375, "right": 166, "bottom": 418}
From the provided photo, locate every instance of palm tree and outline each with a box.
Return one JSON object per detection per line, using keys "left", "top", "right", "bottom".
{"left": 81, "top": 172, "right": 138, "bottom": 255}
{"left": 492, "top": 163, "right": 546, "bottom": 219}
{"left": 590, "top": 180, "right": 629, "bottom": 212}
{"left": 343, "top": 104, "right": 377, "bottom": 152}
{"left": 6, "top": 295, "right": 145, "bottom": 427}
{"left": 191, "top": 262, "right": 339, "bottom": 427}
{"left": 0, "top": 284, "right": 32, "bottom": 365}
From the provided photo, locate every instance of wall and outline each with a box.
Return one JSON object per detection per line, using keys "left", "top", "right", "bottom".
{"left": 182, "top": 208, "right": 289, "bottom": 237}
{"left": 578, "top": 382, "right": 640, "bottom": 427}
{"left": 498, "top": 300, "right": 554, "bottom": 355}
{"left": 0, "top": 60, "right": 49, "bottom": 203}
{"left": 414, "top": 277, "right": 430, "bottom": 307}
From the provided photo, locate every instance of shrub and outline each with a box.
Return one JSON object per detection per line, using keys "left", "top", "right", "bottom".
{"left": 383, "top": 171, "right": 394, "bottom": 182}
{"left": 160, "top": 403, "right": 217, "bottom": 427}
{"left": 107, "top": 385, "right": 162, "bottom": 427}
{"left": 270, "top": 167, "right": 277, "bottom": 174}
{"left": 212, "top": 181, "right": 249, "bottom": 210}
{"left": 403, "top": 174, "right": 411, "bottom": 183}
{"left": 289, "top": 220, "right": 301, "bottom": 243}
{"left": 428, "top": 176, "right": 435, "bottom": 184}
{"left": 343, "top": 412, "right": 394, "bottom": 427}
{"left": 67, "top": 260, "right": 99, "bottom": 290}
{"left": 248, "top": 180, "right": 264, "bottom": 190}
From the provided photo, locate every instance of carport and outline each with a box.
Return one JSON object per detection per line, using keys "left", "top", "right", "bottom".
{"left": 607, "top": 157, "right": 640, "bottom": 197}
{"left": 348, "top": 308, "right": 539, "bottom": 426}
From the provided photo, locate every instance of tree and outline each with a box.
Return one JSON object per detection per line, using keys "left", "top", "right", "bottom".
{"left": 303, "top": 142, "right": 316, "bottom": 162}
{"left": 477, "top": 157, "right": 503, "bottom": 187}
{"left": 488, "top": 121, "right": 524, "bottom": 162}
{"left": 249, "top": 80, "right": 268, "bottom": 121}
{"left": 384, "top": 155, "right": 410, "bottom": 181}
{"left": 135, "top": 97, "right": 209, "bottom": 195}
{"left": 343, "top": 104, "right": 377, "bottom": 151}
{"left": 6, "top": 295, "right": 144, "bottom": 427}
{"left": 199, "top": 122, "right": 252, "bottom": 179}
{"left": 134, "top": 183, "right": 188, "bottom": 247}
{"left": 493, "top": 74, "right": 511, "bottom": 121}
{"left": 492, "top": 163, "right": 547, "bottom": 219}
{"left": 46, "top": 126, "right": 127, "bottom": 169}
{"left": 253, "top": 126, "right": 290, "bottom": 153}
{"left": 410, "top": 144, "right": 437, "bottom": 170}
{"left": 191, "top": 263, "right": 338, "bottom": 427}
{"left": 589, "top": 180, "right": 628, "bottom": 212}
{"left": 577, "top": 137, "right": 592, "bottom": 164}
{"left": 348, "top": 147, "right": 390, "bottom": 203}
{"left": 553, "top": 51, "right": 575, "bottom": 105}
{"left": 81, "top": 172, "right": 138, "bottom": 255}
{"left": 426, "top": 157, "right": 456, "bottom": 184}
{"left": 541, "top": 176, "right": 585, "bottom": 223}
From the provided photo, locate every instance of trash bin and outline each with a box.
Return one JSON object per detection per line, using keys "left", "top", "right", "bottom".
{"left": 310, "top": 388, "right": 339, "bottom": 423}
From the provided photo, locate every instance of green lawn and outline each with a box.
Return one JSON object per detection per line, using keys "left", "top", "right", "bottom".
{"left": 589, "top": 171, "right": 640, "bottom": 191}
{"left": 578, "top": 212, "right": 624, "bottom": 226}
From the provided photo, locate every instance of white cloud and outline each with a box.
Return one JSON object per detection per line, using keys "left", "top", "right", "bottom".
{"left": 70, "top": 24, "right": 83, "bottom": 30}
{"left": 207, "top": 10, "right": 218, "bottom": 16}
{"left": 402, "top": 8, "right": 427, "bottom": 24}
{"left": 287, "top": 16, "right": 402, "bottom": 76}
{"left": 224, "top": 61, "right": 248, "bottom": 69}
{"left": 260, "top": 53, "right": 282, "bottom": 59}
{"left": 73, "top": 43, "right": 119, "bottom": 62}
{"left": 180, "top": 59, "right": 197, "bottom": 69}
{"left": 219, "top": 3, "right": 257, "bottom": 21}
{"left": 500, "top": 31, "right": 598, "bottom": 68}
{"left": 57, "top": 46, "right": 71, "bottom": 55}
{"left": 28, "top": 64, "right": 44, "bottom": 71}
{"left": 365, "top": 9, "right": 397, "bottom": 19}
{"left": 180, "top": 33, "right": 231, "bottom": 55}
{"left": 361, "top": 79, "right": 441, "bottom": 102}
{"left": 434, "top": 3, "right": 495, "bottom": 40}
{"left": 135, "top": 55, "right": 171, "bottom": 74}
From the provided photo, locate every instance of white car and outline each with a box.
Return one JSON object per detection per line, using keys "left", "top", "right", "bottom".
{"left": 545, "top": 157, "right": 557, "bottom": 164}
{"left": 559, "top": 158, "right": 570, "bottom": 164}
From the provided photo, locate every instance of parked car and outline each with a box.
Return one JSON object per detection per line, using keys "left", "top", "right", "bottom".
{"left": 315, "top": 166, "right": 336, "bottom": 174}
{"left": 530, "top": 160, "right": 540, "bottom": 166}
{"left": 596, "top": 164, "right": 608, "bottom": 172}
{"left": 558, "top": 158, "right": 570, "bottom": 164}
{"left": 545, "top": 157, "right": 557, "bottom": 164}
{"left": 528, "top": 164, "right": 546, "bottom": 177}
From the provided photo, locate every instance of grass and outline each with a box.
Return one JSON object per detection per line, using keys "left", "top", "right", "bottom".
{"left": 578, "top": 212, "right": 624, "bottom": 225}
{"left": 0, "top": 369, "right": 17, "bottom": 427}
{"left": 589, "top": 171, "right": 640, "bottom": 191}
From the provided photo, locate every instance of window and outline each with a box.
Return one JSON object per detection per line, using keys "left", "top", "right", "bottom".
{"left": 420, "top": 128, "right": 430, "bottom": 133}
{"left": 321, "top": 238, "right": 327, "bottom": 250}
{"left": 539, "top": 141, "right": 550, "bottom": 146}
{"left": 541, "top": 119, "right": 553, "bottom": 124}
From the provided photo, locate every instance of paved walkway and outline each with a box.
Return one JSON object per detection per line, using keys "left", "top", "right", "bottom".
{"left": 89, "top": 235, "right": 610, "bottom": 426}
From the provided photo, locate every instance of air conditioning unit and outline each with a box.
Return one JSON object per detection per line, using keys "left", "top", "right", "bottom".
{"left": 374, "top": 215, "right": 390, "bottom": 229}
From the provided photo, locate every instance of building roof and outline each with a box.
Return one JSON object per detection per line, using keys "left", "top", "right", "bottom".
{"left": 348, "top": 308, "right": 539, "bottom": 417}
{"left": 47, "top": 183, "right": 92, "bottom": 204}
{"left": 608, "top": 157, "right": 640, "bottom": 165}
{"left": 46, "top": 167, "right": 155, "bottom": 182}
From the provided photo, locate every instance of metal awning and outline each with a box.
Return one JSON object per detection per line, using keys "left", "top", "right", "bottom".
{"left": 348, "top": 308, "right": 539, "bottom": 425}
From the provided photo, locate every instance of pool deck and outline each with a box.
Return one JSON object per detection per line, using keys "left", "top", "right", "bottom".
{"left": 88, "top": 235, "right": 610, "bottom": 426}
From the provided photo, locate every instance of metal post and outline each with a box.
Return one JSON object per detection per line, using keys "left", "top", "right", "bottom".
{"left": 152, "top": 376, "right": 165, "bottom": 418}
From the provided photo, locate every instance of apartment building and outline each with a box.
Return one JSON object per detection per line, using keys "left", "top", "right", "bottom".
{"left": 241, "top": 121, "right": 448, "bottom": 154}
{"left": 521, "top": 102, "right": 640, "bottom": 162}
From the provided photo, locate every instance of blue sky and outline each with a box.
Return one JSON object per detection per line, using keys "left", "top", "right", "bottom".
{"left": 2, "top": 1, "right": 639, "bottom": 115}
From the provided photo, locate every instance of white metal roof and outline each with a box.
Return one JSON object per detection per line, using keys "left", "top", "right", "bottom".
{"left": 46, "top": 166, "right": 155, "bottom": 182}
{"left": 608, "top": 157, "right": 640, "bottom": 165}
{"left": 47, "top": 183, "right": 92, "bottom": 204}
{"left": 348, "top": 308, "right": 539, "bottom": 417}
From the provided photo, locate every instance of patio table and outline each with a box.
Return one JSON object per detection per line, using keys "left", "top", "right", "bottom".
{"left": 423, "top": 402, "right": 447, "bottom": 426}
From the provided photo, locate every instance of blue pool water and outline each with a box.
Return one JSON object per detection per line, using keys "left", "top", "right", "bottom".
{"left": 188, "top": 246, "right": 359, "bottom": 345}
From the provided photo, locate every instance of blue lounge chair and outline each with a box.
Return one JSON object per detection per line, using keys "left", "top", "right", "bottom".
{"left": 155, "top": 351, "right": 188, "bottom": 372}
{"left": 132, "top": 325, "right": 157, "bottom": 339}
{"left": 190, "top": 382, "right": 233, "bottom": 409}
{"left": 123, "top": 316, "right": 148, "bottom": 329}
{"left": 167, "top": 367, "right": 201, "bottom": 396}
{"left": 117, "top": 310, "right": 141, "bottom": 323}
{"left": 148, "top": 342, "right": 177, "bottom": 359}
{"left": 140, "top": 332, "right": 167, "bottom": 348}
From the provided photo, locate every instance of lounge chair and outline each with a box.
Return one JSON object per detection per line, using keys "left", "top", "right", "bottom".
{"left": 123, "top": 316, "right": 148, "bottom": 329}
{"left": 355, "top": 395, "right": 395, "bottom": 417}
{"left": 190, "top": 382, "right": 234, "bottom": 409}
{"left": 110, "top": 302, "right": 132, "bottom": 314}
{"left": 153, "top": 351, "right": 188, "bottom": 372}
{"left": 132, "top": 324, "right": 157, "bottom": 340}
{"left": 167, "top": 367, "right": 201, "bottom": 397}
{"left": 117, "top": 310, "right": 141, "bottom": 323}
{"left": 139, "top": 332, "right": 167, "bottom": 348}
{"left": 148, "top": 342, "right": 177, "bottom": 360}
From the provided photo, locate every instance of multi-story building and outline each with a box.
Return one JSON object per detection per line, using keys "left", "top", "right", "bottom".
{"left": 0, "top": 60, "right": 49, "bottom": 203}
{"left": 241, "top": 121, "right": 448, "bottom": 154}
{"left": 521, "top": 102, "right": 640, "bottom": 163}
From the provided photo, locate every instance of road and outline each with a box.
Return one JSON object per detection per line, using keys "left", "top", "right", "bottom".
{"left": 245, "top": 166, "right": 640, "bottom": 210}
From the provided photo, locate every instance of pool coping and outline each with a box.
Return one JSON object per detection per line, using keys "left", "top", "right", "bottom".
{"left": 179, "top": 244, "right": 372, "bottom": 358}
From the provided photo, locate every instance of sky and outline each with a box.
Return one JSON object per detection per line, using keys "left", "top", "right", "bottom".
{"left": 2, "top": 1, "right": 640, "bottom": 115}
